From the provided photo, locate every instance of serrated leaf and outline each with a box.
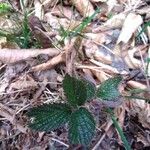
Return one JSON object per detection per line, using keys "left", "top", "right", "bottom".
{"left": 27, "top": 103, "right": 72, "bottom": 131}
{"left": 83, "top": 79, "right": 96, "bottom": 100}
{"left": 63, "top": 74, "right": 87, "bottom": 106}
{"left": 69, "top": 107, "right": 95, "bottom": 146}
{"left": 96, "top": 76, "right": 122, "bottom": 101}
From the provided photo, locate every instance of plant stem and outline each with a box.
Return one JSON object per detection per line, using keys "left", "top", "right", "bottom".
{"left": 107, "top": 108, "right": 132, "bottom": 150}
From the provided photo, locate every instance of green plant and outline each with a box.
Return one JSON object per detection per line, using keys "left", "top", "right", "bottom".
{"left": 15, "top": 11, "right": 31, "bottom": 48}
{"left": 125, "top": 87, "right": 150, "bottom": 102}
{"left": 107, "top": 108, "right": 131, "bottom": 150}
{"left": 0, "top": 2, "right": 12, "bottom": 16}
{"left": 0, "top": 1, "right": 34, "bottom": 48}
{"left": 27, "top": 74, "right": 96, "bottom": 146}
{"left": 0, "top": 15, "right": 30, "bottom": 49}
{"left": 58, "top": 8, "right": 100, "bottom": 44}
{"left": 27, "top": 74, "right": 131, "bottom": 149}
{"left": 70, "top": 8, "right": 100, "bottom": 37}
{"left": 137, "top": 21, "right": 150, "bottom": 38}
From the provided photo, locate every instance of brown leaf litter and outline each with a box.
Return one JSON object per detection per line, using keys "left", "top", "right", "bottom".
{"left": 0, "top": 0, "right": 150, "bottom": 149}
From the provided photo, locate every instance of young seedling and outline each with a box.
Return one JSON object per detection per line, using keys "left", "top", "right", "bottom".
{"left": 27, "top": 74, "right": 131, "bottom": 149}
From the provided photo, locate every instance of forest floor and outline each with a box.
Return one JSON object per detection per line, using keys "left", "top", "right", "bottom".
{"left": 0, "top": 0, "right": 150, "bottom": 150}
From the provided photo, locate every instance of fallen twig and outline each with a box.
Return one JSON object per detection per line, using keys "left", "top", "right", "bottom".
{"left": 0, "top": 48, "right": 60, "bottom": 64}
{"left": 31, "top": 52, "right": 65, "bottom": 71}
{"left": 0, "top": 103, "right": 27, "bottom": 133}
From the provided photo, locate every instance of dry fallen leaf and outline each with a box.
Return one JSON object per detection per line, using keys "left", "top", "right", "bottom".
{"left": 93, "top": 13, "right": 127, "bottom": 32}
{"left": 90, "top": 59, "right": 120, "bottom": 74}
{"left": 84, "top": 41, "right": 99, "bottom": 58}
{"left": 42, "top": 0, "right": 59, "bottom": 9}
{"left": 29, "top": 16, "right": 55, "bottom": 48}
{"left": 0, "top": 82, "right": 9, "bottom": 94}
{"left": 0, "top": 16, "right": 20, "bottom": 34}
{"left": 106, "top": 0, "right": 118, "bottom": 12}
{"left": 0, "top": 37, "right": 7, "bottom": 48}
{"left": 117, "top": 13, "right": 143, "bottom": 43}
{"left": 128, "top": 99, "right": 150, "bottom": 129}
{"left": 9, "top": 75, "right": 38, "bottom": 90}
{"left": 84, "top": 40, "right": 112, "bottom": 64}
{"left": 44, "top": 12, "right": 69, "bottom": 30}
{"left": 0, "top": 35, "right": 19, "bottom": 49}
{"left": 124, "top": 47, "right": 143, "bottom": 69}
{"left": 127, "top": 80, "right": 147, "bottom": 89}
{"left": 70, "top": 0, "right": 95, "bottom": 17}
{"left": 134, "top": 45, "right": 148, "bottom": 57}
{"left": 51, "top": 5, "right": 73, "bottom": 19}
{"left": 85, "top": 33, "right": 108, "bottom": 44}
{"left": 137, "top": 133, "right": 150, "bottom": 147}
{"left": 34, "top": 0, "right": 44, "bottom": 20}
{"left": 94, "top": 49, "right": 112, "bottom": 64}
{"left": 91, "top": 69, "right": 108, "bottom": 82}
{"left": 136, "top": 5, "right": 150, "bottom": 20}
{"left": 35, "top": 69, "right": 58, "bottom": 89}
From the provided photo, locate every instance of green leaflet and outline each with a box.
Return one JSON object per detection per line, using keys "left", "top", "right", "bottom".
{"left": 69, "top": 107, "right": 95, "bottom": 146}
{"left": 63, "top": 74, "right": 87, "bottom": 106}
{"left": 96, "top": 76, "right": 123, "bottom": 101}
{"left": 83, "top": 79, "right": 96, "bottom": 100}
{"left": 27, "top": 103, "right": 72, "bottom": 131}
{"left": 63, "top": 74, "right": 96, "bottom": 106}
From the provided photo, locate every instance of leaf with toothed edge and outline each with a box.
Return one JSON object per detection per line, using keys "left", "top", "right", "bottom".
{"left": 27, "top": 103, "right": 72, "bottom": 131}
{"left": 83, "top": 79, "right": 96, "bottom": 100}
{"left": 96, "top": 76, "right": 123, "bottom": 101}
{"left": 63, "top": 74, "right": 96, "bottom": 106}
{"left": 63, "top": 74, "right": 87, "bottom": 106}
{"left": 69, "top": 107, "right": 95, "bottom": 146}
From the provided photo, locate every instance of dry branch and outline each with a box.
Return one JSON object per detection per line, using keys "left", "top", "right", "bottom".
{"left": 0, "top": 48, "right": 60, "bottom": 64}
{"left": 31, "top": 52, "right": 65, "bottom": 71}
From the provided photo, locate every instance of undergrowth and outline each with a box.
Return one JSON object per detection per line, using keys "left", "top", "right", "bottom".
{"left": 15, "top": 11, "right": 31, "bottom": 48}
{"left": 0, "top": 2, "right": 148, "bottom": 149}
{"left": 58, "top": 7, "right": 100, "bottom": 45}
{"left": 0, "top": 2, "right": 37, "bottom": 48}
{"left": 27, "top": 74, "right": 132, "bottom": 150}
